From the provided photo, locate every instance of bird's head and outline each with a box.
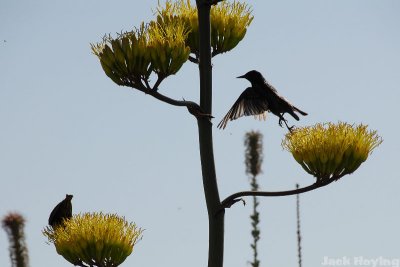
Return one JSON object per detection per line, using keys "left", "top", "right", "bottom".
{"left": 66, "top": 194, "right": 73, "bottom": 200}
{"left": 237, "top": 70, "right": 266, "bottom": 85}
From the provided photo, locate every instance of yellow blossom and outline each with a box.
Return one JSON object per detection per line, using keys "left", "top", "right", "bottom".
{"left": 43, "top": 212, "right": 143, "bottom": 267}
{"left": 282, "top": 122, "right": 382, "bottom": 182}
{"left": 156, "top": 0, "right": 253, "bottom": 57}
{"left": 148, "top": 18, "right": 190, "bottom": 75}
{"left": 91, "top": 19, "right": 190, "bottom": 88}
{"left": 210, "top": 0, "right": 253, "bottom": 55}
{"left": 91, "top": 25, "right": 152, "bottom": 88}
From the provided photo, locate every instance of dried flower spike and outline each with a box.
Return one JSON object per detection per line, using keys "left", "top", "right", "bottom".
{"left": 2, "top": 213, "right": 29, "bottom": 267}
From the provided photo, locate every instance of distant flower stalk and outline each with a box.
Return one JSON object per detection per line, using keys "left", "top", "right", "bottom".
{"left": 2, "top": 213, "right": 30, "bottom": 267}
{"left": 245, "top": 131, "right": 263, "bottom": 177}
{"left": 282, "top": 122, "right": 382, "bottom": 181}
{"left": 43, "top": 212, "right": 142, "bottom": 267}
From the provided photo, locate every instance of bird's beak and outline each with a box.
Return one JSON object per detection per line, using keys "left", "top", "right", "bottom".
{"left": 237, "top": 74, "right": 246, "bottom": 79}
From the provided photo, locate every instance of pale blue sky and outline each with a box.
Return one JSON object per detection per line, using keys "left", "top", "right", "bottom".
{"left": 1, "top": 1, "right": 399, "bottom": 267}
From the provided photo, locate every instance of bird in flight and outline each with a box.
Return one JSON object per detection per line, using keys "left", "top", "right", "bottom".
{"left": 48, "top": 194, "right": 73, "bottom": 228}
{"left": 217, "top": 70, "right": 307, "bottom": 131}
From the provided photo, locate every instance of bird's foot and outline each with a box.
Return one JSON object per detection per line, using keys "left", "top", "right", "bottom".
{"left": 279, "top": 116, "right": 295, "bottom": 133}
{"left": 278, "top": 117, "right": 284, "bottom": 127}
{"left": 278, "top": 116, "right": 288, "bottom": 128}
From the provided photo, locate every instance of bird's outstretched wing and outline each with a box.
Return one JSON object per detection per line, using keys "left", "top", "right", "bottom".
{"left": 217, "top": 87, "right": 269, "bottom": 129}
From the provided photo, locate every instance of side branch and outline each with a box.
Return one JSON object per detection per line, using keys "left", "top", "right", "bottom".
{"left": 220, "top": 178, "right": 338, "bottom": 211}
{"left": 189, "top": 56, "right": 199, "bottom": 64}
{"left": 126, "top": 78, "right": 212, "bottom": 120}
{"left": 136, "top": 85, "right": 196, "bottom": 107}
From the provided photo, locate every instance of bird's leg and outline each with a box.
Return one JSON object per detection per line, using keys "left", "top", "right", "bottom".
{"left": 278, "top": 114, "right": 287, "bottom": 127}
{"left": 278, "top": 114, "right": 294, "bottom": 132}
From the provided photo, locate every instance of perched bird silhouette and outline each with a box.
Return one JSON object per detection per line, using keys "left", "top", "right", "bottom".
{"left": 48, "top": 194, "right": 73, "bottom": 228}
{"left": 217, "top": 70, "right": 307, "bottom": 131}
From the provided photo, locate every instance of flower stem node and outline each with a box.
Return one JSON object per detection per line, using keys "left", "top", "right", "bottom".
{"left": 282, "top": 122, "right": 382, "bottom": 182}
{"left": 43, "top": 212, "right": 143, "bottom": 267}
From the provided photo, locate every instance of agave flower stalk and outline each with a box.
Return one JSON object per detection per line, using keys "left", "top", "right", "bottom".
{"left": 43, "top": 212, "right": 143, "bottom": 267}
{"left": 282, "top": 122, "right": 382, "bottom": 182}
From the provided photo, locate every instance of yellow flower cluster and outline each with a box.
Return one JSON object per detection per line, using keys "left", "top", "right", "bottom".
{"left": 92, "top": 0, "right": 253, "bottom": 87}
{"left": 282, "top": 122, "right": 382, "bottom": 181}
{"left": 155, "top": 0, "right": 198, "bottom": 54}
{"left": 156, "top": 0, "right": 253, "bottom": 57}
{"left": 210, "top": 1, "right": 253, "bottom": 55}
{"left": 43, "top": 212, "right": 143, "bottom": 267}
{"left": 148, "top": 20, "right": 191, "bottom": 76}
{"left": 91, "top": 20, "right": 190, "bottom": 88}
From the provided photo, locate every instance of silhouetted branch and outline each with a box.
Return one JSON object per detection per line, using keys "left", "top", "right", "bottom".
{"left": 189, "top": 56, "right": 199, "bottom": 63}
{"left": 127, "top": 80, "right": 212, "bottom": 120}
{"left": 221, "top": 178, "right": 337, "bottom": 210}
{"left": 137, "top": 85, "right": 196, "bottom": 107}
{"left": 152, "top": 75, "right": 165, "bottom": 91}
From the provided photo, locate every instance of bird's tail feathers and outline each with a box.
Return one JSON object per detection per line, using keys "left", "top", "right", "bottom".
{"left": 293, "top": 106, "right": 308, "bottom": 116}
{"left": 288, "top": 110, "right": 300, "bottom": 121}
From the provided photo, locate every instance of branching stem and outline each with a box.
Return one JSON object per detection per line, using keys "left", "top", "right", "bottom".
{"left": 221, "top": 178, "right": 338, "bottom": 211}
{"left": 128, "top": 80, "right": 210, "bottom": 120}
{"left": 189, "top": 55, "right": 199, "bottom": 63}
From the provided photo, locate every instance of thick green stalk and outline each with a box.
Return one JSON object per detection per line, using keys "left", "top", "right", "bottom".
{"left": 196, "top": 2, "right": 224, "bottom": 267}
